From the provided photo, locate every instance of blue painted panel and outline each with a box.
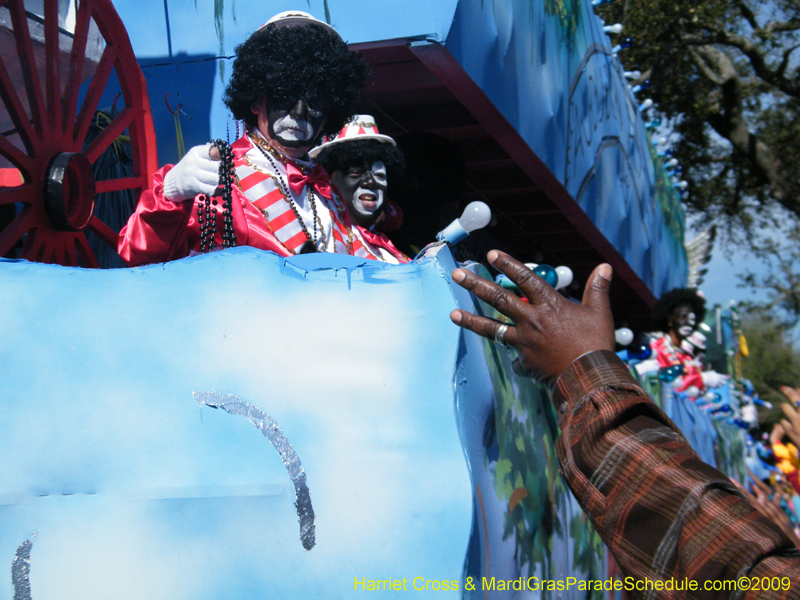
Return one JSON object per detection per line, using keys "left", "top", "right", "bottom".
{"left": 0, "top": 248, "right": 606, "bottom": 598}
{"left": 0, "top": 249, "right": 470, "bottom": 598}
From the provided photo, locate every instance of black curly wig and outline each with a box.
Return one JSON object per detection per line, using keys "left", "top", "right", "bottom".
{"left": 223, "top": 23, "right": 368, "bottom": 137}
{"left": 314, "top": 139, "right": 405, "bottom": 183}
{"left": 652, "top": 288, "right": 706, "bottom": 332}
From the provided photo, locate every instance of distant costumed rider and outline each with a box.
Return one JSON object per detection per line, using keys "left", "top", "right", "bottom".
{"left": 312, "top": 116, "right": 410, "bottom": 264}
{"left": 118, "top": 11, "right": 374, "bottom": 265}
{"left": 651, "top": 288, "right": 726, "bottom": 394}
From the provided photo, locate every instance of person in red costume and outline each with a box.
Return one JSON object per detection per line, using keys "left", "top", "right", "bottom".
{"left": 650, "top": 288, "right": 726, "bottom": 395}
{"left": 311, "top": 115, "right": 410, "bottom": 264}
{"left": 118, "top": 11, "right": 370, "bottom": 265}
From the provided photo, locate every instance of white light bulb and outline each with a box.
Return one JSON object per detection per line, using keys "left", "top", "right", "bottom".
{"left": 638, "top": 99, "right": 653, "bottom": 111}
{"left": 658, "top": 136, "right": 668, "bottom": 145}
{"left": 685, "top": 386, "right": 700, "bottom": 398}
{"left": 615, "top": 327, "right": 634, "bottom": 346}
{"left": 678, "top": 180, "right": 688, "bottom": 189}
{"left": 604, "top": 23, "right": 623, "bottom": 34}
{"left": 458, "top": 201, "right": 492, "bottom": 233}
{"left": 624, "top": 70, "right": 641, "bottom": 80}
{"left": 555, "top": 266, "right": 573, "bottom": 290}
{"left": 436, "top": 201, "right": 492, "bottom": 245}
{"left": 666, "top": 158, "right": 679, "bottom": 168}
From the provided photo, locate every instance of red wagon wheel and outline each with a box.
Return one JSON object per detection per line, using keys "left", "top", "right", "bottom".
{"left": 0, "top": 0, "right": 156, "bottom": 267}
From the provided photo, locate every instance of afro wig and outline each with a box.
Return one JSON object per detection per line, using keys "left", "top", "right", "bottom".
{"left": 652, "top": 288, "right": 706, "bottom": 332}
{"left": 223, "top": 23, "right": 368, "bottom": 137}
{"left": 314, "top": 138, "right": 405, "bottom": 183}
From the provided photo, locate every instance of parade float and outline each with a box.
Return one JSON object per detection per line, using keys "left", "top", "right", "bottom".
{"left": 0, "top": 0, "right": 742, "bottom": 598}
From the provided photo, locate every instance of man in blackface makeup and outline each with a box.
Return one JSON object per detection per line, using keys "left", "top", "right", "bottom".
{"left": 312, "top": 115, "right": 410, "bottom": 264}
{"left": 118, "top": 11, "right": 370, "bottom": 265}
{"left": 651, "top": 288, "right": 726, "bottom": 394}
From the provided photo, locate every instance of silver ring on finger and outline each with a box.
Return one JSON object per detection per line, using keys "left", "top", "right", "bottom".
{"left": 494, "top": 323, "right": 509, "bottom": 347}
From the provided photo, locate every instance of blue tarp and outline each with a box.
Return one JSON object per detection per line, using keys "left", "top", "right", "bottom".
{"left": 0, "top": 247, "right": 604, "bottom": 599}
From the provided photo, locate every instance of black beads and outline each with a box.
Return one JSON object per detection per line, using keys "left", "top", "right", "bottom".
{"left": 199, "top": 140, "right": 237, "bottom": 253}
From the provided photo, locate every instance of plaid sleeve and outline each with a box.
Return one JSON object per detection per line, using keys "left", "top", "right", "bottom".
{"left": 553, "top": 350, "right": 800, "bottom": 600}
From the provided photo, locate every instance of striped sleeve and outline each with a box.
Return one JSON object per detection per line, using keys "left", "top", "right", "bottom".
{"left": 553, "top": 350, "right": 800, "bottom": 600}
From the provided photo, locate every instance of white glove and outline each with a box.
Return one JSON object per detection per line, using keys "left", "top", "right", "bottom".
{"left": 163, "top": 143, "right": 221, "bottom": 202}
{"left": 701, "top": 370, "right": 728, "bottom": 388}
{"left": 634, "top": 358, "right": 659, "bottom": 376}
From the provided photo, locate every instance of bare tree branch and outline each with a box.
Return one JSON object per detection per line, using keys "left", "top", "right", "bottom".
{"left": 777, "top": 43, "right": 800, "bottom": 78}
{"left": 688, "top": 46, "right": 727, "bottom": 86}
{"left": 764, "top": 19, "right": 800, "bottom": 33}
{"left": 736, "top": 0, "right": 760, "bottom": 30}
{"left": 682, "top": 29, "right": 800, "bottom": 98}
{"left": 687, "top": 45, "right": 800, "bottom": 214}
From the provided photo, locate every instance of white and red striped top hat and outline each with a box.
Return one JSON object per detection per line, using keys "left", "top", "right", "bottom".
{"left": 253, "top": 10, "right": 341, "bottom": 41}
{"left": 309, "top": 115, "right": 396, "bottom": 158}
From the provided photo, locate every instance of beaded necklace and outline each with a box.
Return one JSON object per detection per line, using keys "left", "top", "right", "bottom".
{"left": 198, "top": 139, "right": 236, "bottom": 252}
{"left": 249, "top": 134, "right": 320, "bottom": 249}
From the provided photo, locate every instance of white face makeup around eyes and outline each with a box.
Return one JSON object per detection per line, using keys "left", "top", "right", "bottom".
{"left": 353, "top": 162, "right": 387, "bottom": 214}
{"left": 674, "top": 306, "right": 697, "bottom": 340}
{"left": 332, "top": 161, "right": 388, "bottom": 227}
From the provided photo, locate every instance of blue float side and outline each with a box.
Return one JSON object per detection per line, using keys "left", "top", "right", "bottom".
{"left": 443, "top": 0, "right": 688, "bottom": 296}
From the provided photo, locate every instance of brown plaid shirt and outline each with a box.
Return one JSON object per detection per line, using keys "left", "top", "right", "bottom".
{"left": 553, "top": 350, "right": 800, "bottom": 599}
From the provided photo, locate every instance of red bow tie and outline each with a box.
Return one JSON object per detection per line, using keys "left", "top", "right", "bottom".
{"left": 286, "top": 163, "right": 332, "bottom": 199}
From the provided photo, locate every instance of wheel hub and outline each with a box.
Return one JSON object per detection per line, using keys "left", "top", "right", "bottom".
{"left": 43, "top": 152, "right": 96, "bottom": 232}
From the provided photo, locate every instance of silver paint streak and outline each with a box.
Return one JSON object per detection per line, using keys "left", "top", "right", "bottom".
{"left": 193, "top": 391, "right": 316, "bottom": 550}
{"left": 12, "top": 537, "right": 33, "bottom": 600}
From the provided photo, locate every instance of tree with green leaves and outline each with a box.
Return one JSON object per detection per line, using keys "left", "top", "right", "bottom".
{"left": 597, "top": 0, "right": 800, "bottom": 237}
{"left": 740, "top": 312, "right": 800, "bottom": 427}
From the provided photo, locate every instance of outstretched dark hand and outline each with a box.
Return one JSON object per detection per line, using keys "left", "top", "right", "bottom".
{"left": 449, "top": 250, "right": 616, "bottom": 387}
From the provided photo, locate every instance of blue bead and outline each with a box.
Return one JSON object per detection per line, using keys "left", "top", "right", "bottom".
{"left": 628, "top": 341, "right": 652, "bottom": 360}
{"left": 658, "top": 364, "right": 684, "bottom": 382}
{"left": 533, "top": 264, "right": 559, "bottom": 287}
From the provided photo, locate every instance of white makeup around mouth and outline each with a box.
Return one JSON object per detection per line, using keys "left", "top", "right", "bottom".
{"left": 273, "top": 116, "right": 314, "bottom": 141}
{"left": 357, "top": 191, "right": 378, "bottom": 210}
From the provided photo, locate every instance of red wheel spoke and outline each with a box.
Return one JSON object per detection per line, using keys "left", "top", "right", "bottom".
{"left": 125, "top": 70, "right": 159, "bottom": 179}
{"left": 61, "top": 236, "right": 78, "bottom": 266}
{"left": 73, "top": 44, "right": 119, "bottom": 145}
{"left": 0, "top": 53, "right": 37, "bottom": 156}
{"left": 0, "top": 205, "right": 35, "bottom": 256}
{"left": 83, "top": 106, "right": 133, "bottom": 163}
{"left": 0, "top": 134, "right": 33, "bottom": 173}
{"left": 74, "top": 233, "right": 99, "bottom": 268}
{"left": 95, "top": 176, "right": 144, "bottom": 194}
{"left": 7, "top": 0, "right": 47, "bottom": 137}
{"left": 87, "top": 215, "right": 119, "bottom": 249}
{"left": 62, "top": 0, "right": 93, "bottom": 134}
{"left": 0, "top": 183, "right": 32, "bottom": 205}
{"left": 23, "top": 229, "right": 45, "bottom": 262}
{"left": 44, "top": 0, "right": 62, "bottom": 128}
{"left": 1, "top": 0, "right": 156, "bottom": 267}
